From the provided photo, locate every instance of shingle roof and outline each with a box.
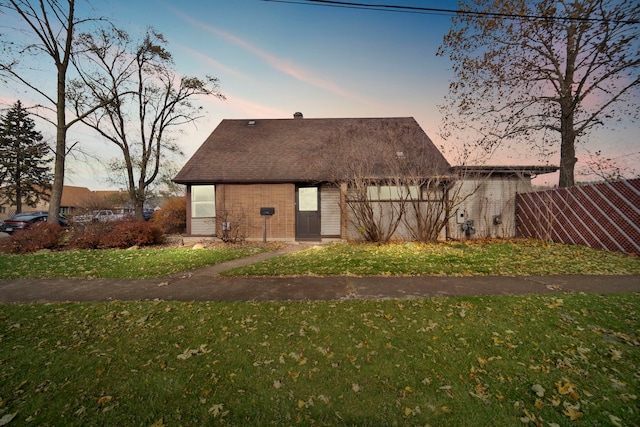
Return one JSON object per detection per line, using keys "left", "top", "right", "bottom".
{"left": 173, "top": 117, "right": 451, "bottom": 184}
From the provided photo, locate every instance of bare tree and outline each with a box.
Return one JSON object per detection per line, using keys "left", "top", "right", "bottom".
{"left": 580, "top": 149, "right": 639, "bottom": 182}
{"left": 69, "top": 28, "right": 225, "bottom": 220}
{"left": 317, "top": 120, "right": 456, "bottom": 242}
{"left": 0, "top": 0, "right": 115, "bottom": 217}
{"left": 438, "top": 0, "right": 640, "bottom": 188}
{"left": 402, "top": 175, "right": 454, "bottom": 242}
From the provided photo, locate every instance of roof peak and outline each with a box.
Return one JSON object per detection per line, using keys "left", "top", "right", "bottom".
{"left": 223, "top": 116, "right": 417, "bottom": 122}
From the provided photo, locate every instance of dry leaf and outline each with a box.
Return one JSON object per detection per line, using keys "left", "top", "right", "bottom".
{"left": 97, "top": 396, "right": 113, "bottom": 405}
{"left": 531, "top": 384, "right": 545, "bottom": 397}
{"left": 0, "top": 413, "right": 17, "bottom": 426}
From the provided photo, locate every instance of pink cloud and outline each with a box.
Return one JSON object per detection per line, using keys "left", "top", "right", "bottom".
{"left": 179, "top": 45, "right": 252, "bottom": 82}
{"left": 224, "top": 94, "right": 291, "bottom": 118}
{"left": 173, "top": 9, "right": 370, "bottom": 105}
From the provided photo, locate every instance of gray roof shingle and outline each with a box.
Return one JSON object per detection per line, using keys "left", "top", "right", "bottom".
{"left": 173, "top": 117, "right": 451, "bottom": 184}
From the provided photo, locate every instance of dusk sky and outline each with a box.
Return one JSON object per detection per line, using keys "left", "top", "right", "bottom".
{"left": 1, "top": 0, "right": 638, "bottom": 189}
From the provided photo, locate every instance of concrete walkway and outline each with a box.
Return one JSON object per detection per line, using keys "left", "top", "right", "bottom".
{"left": 1, "top": 243, "right": 638, "bottom": 304}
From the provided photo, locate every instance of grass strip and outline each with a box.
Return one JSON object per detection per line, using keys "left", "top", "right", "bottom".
{"left": 1, "top": 293, "right": 638, "bottom": 426}
{"left": 224, "top": 240, "right": 640, "bottom": 276}
{"left": 0, "top": 244, "right": 275, "bottom": 279}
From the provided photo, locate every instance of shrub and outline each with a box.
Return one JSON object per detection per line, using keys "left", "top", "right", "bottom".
{"left": 153, "top": 197, "right": 186, "bottom": 234}
{"left": 102, "top": 220, "right": 165, "bottom": 248}
{"left": 0, "top": 222, "right": 64, "bottom": 254}
{"left": 67, "top": 221, "right": 117, "bottom": 250}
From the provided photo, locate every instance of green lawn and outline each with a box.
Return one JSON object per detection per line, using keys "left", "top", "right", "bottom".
{"left": 224, "top": 240, "right": 640, "bottom": 277}
{"left": 0, "top": 240, "right": 638, "bottom": 279}
{"left": 1, "top": 294, "right": 638, "bottom": 426}
{"left": 0, "top": 244, "right": 275, "bottom": 279}
{"left": 1, "top": 240, "right": 638, "bottom": 425}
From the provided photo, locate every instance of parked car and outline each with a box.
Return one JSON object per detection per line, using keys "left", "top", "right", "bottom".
{"left": 74, "top": 210, "right": 127, "bottom": 224}
{"left": 0, "top": 212, "right": 67, "bottom": 234}
{"left": 7, "top": 210, "right": 48, "bottom": 219}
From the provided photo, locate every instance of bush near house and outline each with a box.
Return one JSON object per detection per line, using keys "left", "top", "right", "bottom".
{"left": 152, "top": 197, "right": 186, "bottom": 234}
{"left": 102, "top": 220, "right": 165, "bottom": 248}
{"left": 67, "top": 220, "right": 164, "bottom": 250}
{"left": 67, "top": 221, "right": 115, "bottom": 250}
{"left": 0, "top": 222, "right": 64, "bottom": 254}
{"left": 0, "top": 219, "right": 164, "bottom": 253}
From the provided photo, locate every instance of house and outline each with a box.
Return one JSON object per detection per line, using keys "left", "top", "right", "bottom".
{"left": 173, "top": 113, "right": 557, "bottom": 241}
{"left": 0, "top": 185, "right": 130, "bottom": 219}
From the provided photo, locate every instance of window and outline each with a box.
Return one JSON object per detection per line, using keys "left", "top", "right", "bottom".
{"left": 298, "top": 187, "right": 318, "bottom": 211}
{"left": 367, "top": 185, "right": 418, "bottom": 201}
{"left": 191, "top": 185, "right": 216, "bottom": 218}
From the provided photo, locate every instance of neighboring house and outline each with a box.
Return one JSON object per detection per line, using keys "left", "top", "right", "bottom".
{"left": 0, "top": 185, "right": 129, "bottom": 219}
{"left": 173, "top": 113, "right": 557, "bottom": 241}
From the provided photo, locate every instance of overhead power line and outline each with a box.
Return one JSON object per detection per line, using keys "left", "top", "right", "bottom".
{"left": 263, "top": 0, "right": 639, "bottom": 25}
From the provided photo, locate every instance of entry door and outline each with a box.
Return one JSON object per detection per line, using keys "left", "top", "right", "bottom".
{"left": 296, "top": 186, "right": 321, "bottom": 240}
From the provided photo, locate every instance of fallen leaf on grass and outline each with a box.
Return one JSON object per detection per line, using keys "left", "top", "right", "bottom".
{"left": 531, "top": 384, "right": 545, "bottom": 397}
{"left": 470, "top": 383, "right": 489, "bottom": 400}
{"left": 562, "top": 402, "right": 583, "bottom": 420}
{"left": 608, "top": 414, "right": 623, "bottom": 426}
{"left": 609, "top": 348, "right": 622, "bottom": 361}
{"left": 0, "top": 413, "right": 17, "bottom": 426}
{"left": 177, "top": 344, "right": 211, "bottom": 360}
{"left": 520, "top": 408, "right": 541, "bottom": 425}
{"left": 556, "top": 380, "right": 579, "bottom": 400}
{"left": 208, "top": 404, "right": 229, "bottom": 418}
{"left": 546, "top": 298, "right": 564, "bottom": 308}
{"left": 97, "top": 396, "right": 113, "bottom": 405}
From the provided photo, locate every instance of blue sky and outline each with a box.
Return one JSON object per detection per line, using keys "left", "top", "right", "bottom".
{"left": 1, "top": 0, "right": 638, "bottom": 189}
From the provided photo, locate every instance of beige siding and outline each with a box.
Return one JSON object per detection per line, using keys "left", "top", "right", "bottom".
{"left": 450, "top": 176, "right": 533, "bottom": 239}
{"left": 321, "top": 185, "right": 341, "bottom": 237}
{"left": 191, "top": 217, "right": 216, "bottom": 236}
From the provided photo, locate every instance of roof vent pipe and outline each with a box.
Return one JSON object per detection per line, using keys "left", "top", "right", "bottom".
{"left": 293, "top": 112, "right": 303, "bottom": 119}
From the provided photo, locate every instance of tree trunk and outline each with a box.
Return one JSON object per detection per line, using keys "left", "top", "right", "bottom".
{"left": 559, "top": 21, "right": 578, "bottom": 189}
{"left": 134, "top": 189, "right": 145, "bottom": 221}
{"left": 48, "top": 77, "right": 67, "bottom": 218}
{"left": 558, "top": 97, "right": 577, "bottom": 188}
{"left": 15, "top": 182, "right": 22, "bottom": 213}
{"left": 558, "top": 132, "right": 577, "bottom": 188}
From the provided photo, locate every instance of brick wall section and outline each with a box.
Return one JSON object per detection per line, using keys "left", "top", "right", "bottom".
{"left": 216, "top": 183, "right": 295, "bottom": 240}
{"left": 516, "top": 178, "right": 640, "bottom": 255}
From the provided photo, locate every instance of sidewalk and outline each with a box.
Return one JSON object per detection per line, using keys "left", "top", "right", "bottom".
{"left": 1, "top": 244, "right": 639, "bottom": 304}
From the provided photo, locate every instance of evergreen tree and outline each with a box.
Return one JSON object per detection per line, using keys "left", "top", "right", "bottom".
{"left": 0, "top": 101, "right": 53, "bottom": 213}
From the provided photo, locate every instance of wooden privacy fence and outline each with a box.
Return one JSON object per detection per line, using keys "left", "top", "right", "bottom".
{"left": 515, "top": 178, "right": 640, "bottom": 255}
